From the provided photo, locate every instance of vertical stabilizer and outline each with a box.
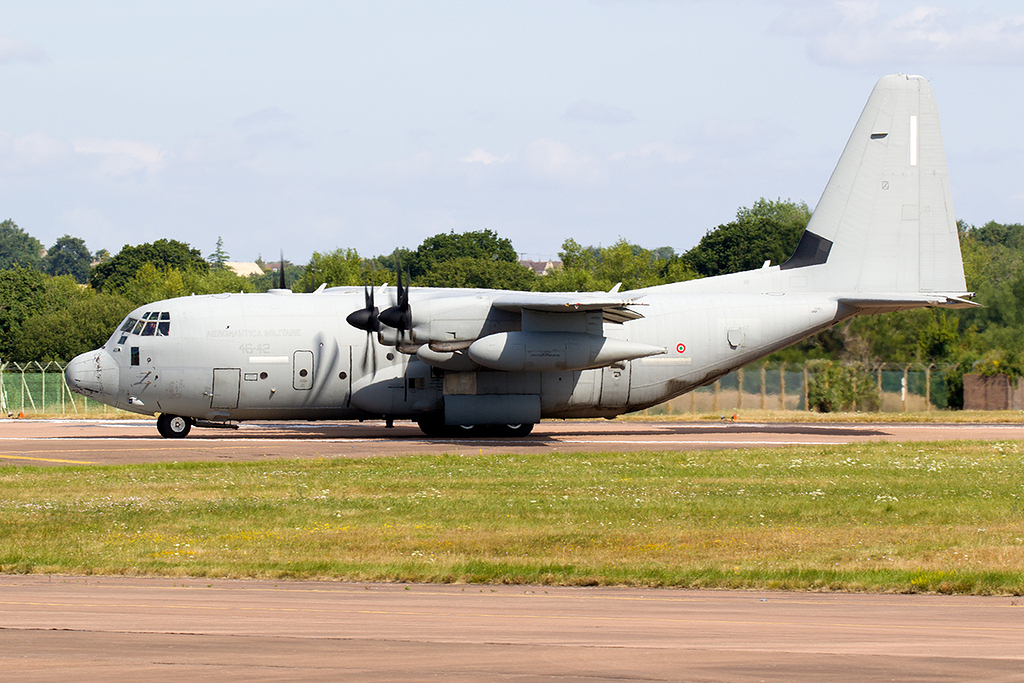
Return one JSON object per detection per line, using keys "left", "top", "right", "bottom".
{"left": 782, "top": 74, "right": 967, "bottom": 294}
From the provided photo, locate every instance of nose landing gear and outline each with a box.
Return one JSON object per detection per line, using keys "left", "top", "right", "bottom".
{"left": 157, "top": 414, "right": 193, "bottom": 438}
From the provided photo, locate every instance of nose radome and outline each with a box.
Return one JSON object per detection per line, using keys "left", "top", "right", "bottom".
{"left": 65, "top": 349, "right": 120, "bottom": 399}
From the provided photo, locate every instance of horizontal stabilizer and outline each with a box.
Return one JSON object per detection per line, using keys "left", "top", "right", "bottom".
{"left": 838, "top": 293, "right": 978, "bottom": 312}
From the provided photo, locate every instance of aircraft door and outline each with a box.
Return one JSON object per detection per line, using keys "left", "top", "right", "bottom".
{"left": 293, "top": 350, "right": 314, "bottom": 390}
{"left": 211, "top": 368, "right": 240, "bottom": 409}
{"left": 599, "top": 363, "right": 630, "bottom": 408}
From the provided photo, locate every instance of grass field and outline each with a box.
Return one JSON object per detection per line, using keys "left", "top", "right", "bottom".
{"left": 2, "top": 440, "right": 1023, "bottom": 594}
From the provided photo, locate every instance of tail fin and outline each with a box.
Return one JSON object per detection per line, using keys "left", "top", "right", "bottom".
{"left": 783, "top": 74, "right": 967, "bottom": 296}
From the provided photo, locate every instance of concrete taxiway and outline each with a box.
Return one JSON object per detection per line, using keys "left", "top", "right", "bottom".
{"left": 2, "top": 575, "right": 1022, "bottom": 682}
{"left": 2, "top": 418, "right": 1024, "bottom": 466}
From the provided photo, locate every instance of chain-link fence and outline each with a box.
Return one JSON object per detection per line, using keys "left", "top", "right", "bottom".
{"left": 1, "top": 360, "right": 962, "bottom": 418}
{"left": 0, "top": 361, "right": 117, "bottom": 417}
{"left": 643, "top": 362, "right": 959, "bottom": 415}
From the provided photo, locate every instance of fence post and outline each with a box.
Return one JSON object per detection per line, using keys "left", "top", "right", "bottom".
{"left": 737, "top": 369, "right": 744, "bottom": 410}
{"left": 926, "top": 363, "right": 933, "bottom": 411}
{"left": 802, "top": 366, "right": 809, "bottom": 411}
{"left": 713, "top": 380, "right": 720, "bottom": 413}
{"left": 905, "top": 362, "right": 913, "bottom": 411}
{"left": 877, "top": 365, "right": 883, "bottom": 409}
{"left": 760, "top": 363, "right": 766, "bottom": 410}
{"left": 779, "top": 362, "right": 786, "bottom": 410}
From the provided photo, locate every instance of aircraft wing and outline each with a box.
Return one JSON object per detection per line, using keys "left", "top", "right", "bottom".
{"left": 491, "top": 292, "right": 646, "bottom": 323}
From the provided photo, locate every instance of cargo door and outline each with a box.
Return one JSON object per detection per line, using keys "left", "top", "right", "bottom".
{"left": 211, "top": 368, "right": 240, "bottom": 409}
{"left": 293, "top": 350, "right": 314, "bottom": 390}
{"left": 599, "top": 363, "right": 630, "bottom": 408}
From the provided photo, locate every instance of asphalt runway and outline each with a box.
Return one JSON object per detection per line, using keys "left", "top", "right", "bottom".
{"left": 2, "top": 576, "right": 1022, "bottom": 682}
{"left": 3, "top": 417, "right": 1024, "bottom": 466}
{"left": 4, "top": 418, "right": 1024, "bottom": 680}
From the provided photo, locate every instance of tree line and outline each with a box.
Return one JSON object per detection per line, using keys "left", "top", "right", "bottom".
{"left": 2, "top": 202, "right": 1023, "bottom": 408}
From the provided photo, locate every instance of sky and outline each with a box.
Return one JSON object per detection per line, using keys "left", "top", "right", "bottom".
{"left": 1, "top": 0, "right": 1023, "bottom": 264}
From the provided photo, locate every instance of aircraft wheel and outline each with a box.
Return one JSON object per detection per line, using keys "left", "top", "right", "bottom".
{"left": 417, "top": 418, "right": 446, "bottom": 437}
{"left": 497, "top": 423, "right": 534, "bottom": 437}
{"left": 450, "top": 424, "right": 478, "bottom": 438}
{"left": 157, "top": 414, "right": 192, "bottom": 439}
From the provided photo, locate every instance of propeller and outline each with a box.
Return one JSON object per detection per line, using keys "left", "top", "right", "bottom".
{"left": 346, "top": 261, "right": 382, "bottom": 374}
{"left": 346, "top": 280, "right": 380, "bottom": 332}
{"left": 378, "top": 255, "right": 412, "bottom": 330}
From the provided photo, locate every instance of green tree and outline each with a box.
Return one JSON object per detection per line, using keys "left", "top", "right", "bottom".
{"left": 0, "top": 219, "right": 44, "bottom": 271}
{"left": 9, "top": 278, "right": 133, "bottom": 363}
{"left": 0, "top": 267, "right": 47, "bottom": 360}
{"left": 417, "top": 257, "right": 537, "bottom": 290}
{"left": 406, "top": 229, "right": 518, "bottom": 281}
{"left": 42, "top": 235, "right": 92, "bottom": 283}
{"left": 536, "top": 238, "right": 695, "bottom": 292}
{"left": 295, "top": 248, "right": 364, "bottom": 292}
{"left": 207, "top": 236, "right": 230, "bottom": 270}
{"left": 247, "top": 258, "right": 306, "bottom": 292}
{"left": 805, "top": 360, "right": 880, "bottom": 412}
{"left": 121, "top": 262, "right": 257, "bottom": 306}
{"left": 682, "top": 198, "right": 810, "bottom": 277}
{"left": 90, "top": 239, "right": 208, "bottom": 293}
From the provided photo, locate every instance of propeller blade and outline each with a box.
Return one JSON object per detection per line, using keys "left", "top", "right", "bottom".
{"left": 278, "top": 250, "right": 287, "bottom": 290}
{"left": 378, "top": 252, "right": 412, "bottom": 330}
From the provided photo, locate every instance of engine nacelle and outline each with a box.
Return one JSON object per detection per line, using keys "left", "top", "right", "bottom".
{"left": 468, "top": 331, "right": 666, "bottom": 372}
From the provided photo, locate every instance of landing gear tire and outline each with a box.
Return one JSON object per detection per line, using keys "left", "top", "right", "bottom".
{"left": 496, "top": 423, "right": 534, "bottom": 437}
{"left": 417, "top": 418, "right": 446, "bottom": 438}
{"left": 157, "top": 414, "right": 192, "bottom": 439}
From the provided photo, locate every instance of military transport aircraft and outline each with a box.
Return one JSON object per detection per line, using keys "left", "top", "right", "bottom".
{"left": 65, "top": 74, "right": 974, "bottom": 438}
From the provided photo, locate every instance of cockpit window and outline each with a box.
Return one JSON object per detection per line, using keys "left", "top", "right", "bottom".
{"left": 123, "top": 312, "right": 172, "bottom": 337}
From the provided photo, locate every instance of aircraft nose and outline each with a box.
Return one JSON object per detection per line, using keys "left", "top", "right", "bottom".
{"left": 65, "top": 349, "right": 120, "bottom": 399}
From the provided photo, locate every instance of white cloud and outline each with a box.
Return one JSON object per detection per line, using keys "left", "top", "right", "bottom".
{"left": 373, "top": 150, "right": 434, "bottom": 181}
{"left": 609, "top": 141, "right": 693, "bottom": 165}
{"left": 460, "top": 147, "right": 512, "bottom": 164}
{"left": 0, "top": 131, "right": 68, "bottom": 171}
{"left": 565, "top": 100, "right": 637, "bottom": 125}
{"left": 0, "top": 36, "right": 47, "bottom": 65}
{"left": 775, "top": 2, "right": 1024, "bottom": 66}
{"left": 73, "top": 138, "right": 168, "bottom": 176}
{"left": 232, "top": 107, "right": 295, "bottom": 130}
{"left": 12, "top": 131, "right": 67, "bottom": 167}
{"left": 521, "top": 137, "right": 607, "bottom": 185}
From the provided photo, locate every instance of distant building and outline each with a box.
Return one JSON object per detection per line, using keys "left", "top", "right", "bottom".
{"left": 519, "top": 259, "right": 562, "bottom": 275}
{"left": 225, "top": 262, "right": 264, "bottom": 277}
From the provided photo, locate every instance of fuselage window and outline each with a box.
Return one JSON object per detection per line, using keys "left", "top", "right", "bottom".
{"left": 160, "top": 312, "right": 170, "bottom": 320}
{"left": 157, "top": 321, "right": 170, "bottom": 336}
{"left": 142, "top": 321, "right": 158, "bottom": 336}
{"left": 121, "top": 318, "right": 138, "bottom": 333}
{"left": 131, "top": 320, "right": 145, "bottom": 335}
{"left": 131, "top": 347, "right": 140, "bottom": 366}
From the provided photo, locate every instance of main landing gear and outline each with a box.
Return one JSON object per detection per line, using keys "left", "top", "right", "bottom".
{"left": 416, "top": 419, "right": 534, "bottom": 438}
{"left": 157, "top": 413, "right": 193, "bottom": 439}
